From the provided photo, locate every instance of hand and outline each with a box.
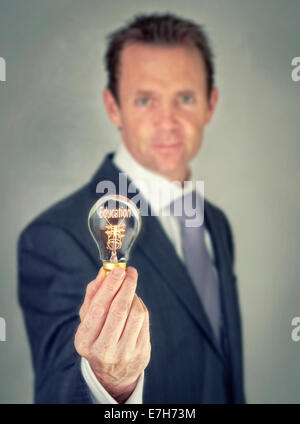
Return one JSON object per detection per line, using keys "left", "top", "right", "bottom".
{"left": 74, "top": 266, "right": 151, "bottom": 403}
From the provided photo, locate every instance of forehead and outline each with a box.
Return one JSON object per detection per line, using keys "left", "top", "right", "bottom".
{"left": 118, "top": 43, "right": 206, "bottom": 92}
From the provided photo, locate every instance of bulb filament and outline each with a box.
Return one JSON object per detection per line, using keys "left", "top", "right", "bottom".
{"left": 105, "top": 222, "right": 126, "bottom": 263}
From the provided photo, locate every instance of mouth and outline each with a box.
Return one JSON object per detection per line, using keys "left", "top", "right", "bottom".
{"left": 152, "top": 142, "right": 183, "bottom": 150}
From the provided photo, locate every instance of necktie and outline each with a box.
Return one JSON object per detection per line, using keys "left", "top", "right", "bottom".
{"left": 169, "top": 191, "right": 223, "bottom": 348}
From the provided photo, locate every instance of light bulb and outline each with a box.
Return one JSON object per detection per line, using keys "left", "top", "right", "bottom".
{"left": 88, "top": 194, "right": 141, "bottom": 275}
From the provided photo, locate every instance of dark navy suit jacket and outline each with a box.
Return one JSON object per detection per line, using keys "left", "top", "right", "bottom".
{"left": 18, "top": 152, "right": 246, "bottom": 404}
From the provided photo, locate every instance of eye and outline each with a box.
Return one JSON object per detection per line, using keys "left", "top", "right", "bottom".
{"left": 180, "top": 95, "right": 194, "bottom": 104}
{"left": 137, "top": 97, "right": 151, "bottom": 106}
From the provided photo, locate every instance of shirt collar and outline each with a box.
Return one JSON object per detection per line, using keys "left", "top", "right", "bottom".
{"left": 113, "top": 142, "right": 201, "bottom": 215}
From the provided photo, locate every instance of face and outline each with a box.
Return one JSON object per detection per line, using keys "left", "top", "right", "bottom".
{"left": 103, "top": 43, "right": 218, "bottom": 182}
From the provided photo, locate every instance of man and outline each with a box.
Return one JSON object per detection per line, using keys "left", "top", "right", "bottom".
{"left": 18, "top": 13, "right": 246, "bottom": 404}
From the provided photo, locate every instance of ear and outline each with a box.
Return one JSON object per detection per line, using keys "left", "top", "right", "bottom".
{"left": 204, "top": 87, "right": 219, "bottom": 125}
{"left": 102, "top": 88, "right": 122, "bottom": 128}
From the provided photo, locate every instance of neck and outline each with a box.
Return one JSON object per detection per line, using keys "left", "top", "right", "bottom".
{"left": 114, "top": 143, "right": 192, "bottom": 187}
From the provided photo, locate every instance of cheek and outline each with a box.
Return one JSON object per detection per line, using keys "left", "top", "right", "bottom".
{"left": 181, "top": 115, "right": 206, "bottom": 156}
{"left": 124, "top": 108, "right": 151, "bottom": 134}
{"left": 122, "top": 114, "right": 151, "bottom": 153}
{"left": 182, "top": 113, "right": 205, "bottom": 139}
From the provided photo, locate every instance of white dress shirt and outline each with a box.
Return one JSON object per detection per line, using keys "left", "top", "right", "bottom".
{"left": 81, "top": 142, "right": 216, "bottom": 404}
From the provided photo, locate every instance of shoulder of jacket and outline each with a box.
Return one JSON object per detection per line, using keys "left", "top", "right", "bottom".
{"left": 19, "top": 182, "right": 92, "bottom": 237}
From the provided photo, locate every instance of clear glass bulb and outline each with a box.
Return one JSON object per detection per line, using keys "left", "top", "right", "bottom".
{"left": 88, "top": 194, "right": 141, "bottom": 274}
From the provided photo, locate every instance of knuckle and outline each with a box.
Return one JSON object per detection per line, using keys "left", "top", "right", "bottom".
{"left": 75, "top": 323, "right": 89, "bottom": 341}
{"left": 78, "top": 320, "right": 91, "bottom": 334}
{"left": 89, "top": 344, "right": 98, "bottom": 357}
{"left": 135, "top": 350, "right": 145, "bottom": 364}
{"left": 89, "top": 345, "right": 101, "bottom": 362}
{"left": 89, "top": 344, "right": 99, "bottom": 356}
{"left": 105, "top": 278, "right": 119, "bottom": 293}
{"left": 140, "top": 300, "right": 149, "bottom": 315}
{"left": 74, "top": 335, "right": 88, "bottom": 356}
{"left": 93, "top": 344, "right": 114, "bottom": 364}
{"left": 89, "top": 346, "right": 103, "bottom": 364}
{"left": 103, "top": 321, "right": 115, "bottom": 339}
{"left": 90, "top": 301, "right": 106, "bottom": 320}
{"left": 125, "top": 275, "right": 137, "bottom": 289}
{"left": 111, "top": 301, "right": 128, "bottom": 319}
{"left": 74, "top": 331, "right": 80, "bottom": 348}
{"left": 140, "top": 298, "right": 149, "bottom": 316}
{"left": 86, "top": 281, "right": 94, "bottom": 293}
{"left": 75, "top": 323, "right": 84, "bottom": 340}
{"left": 133, "top": 297, "right": 144, "bottom": 313}
{"left": 131, "top": 304, "right": 144, "bottom": 321}
{"left": 145, "top": 348, "right": 151, "bottom": 365}
{"left": 135, "top": 294, "right": 144, "bottom": 306}
{"left": 79, "top": 305, "right": 84, "bottom": 320}
{"left": 111, "top": 309, "right": 125, "bottom": 321}
{"left": 122, "top": 351, "right": 133, "bottom": 364}
{"left": 127, "top": 267, "right": 138, "bottom": 280}
{"left": 139, "top": 343, "right": 151, "bottom": 365}
{"left": 108, "top": 270, "right": 124, "bottom": 284}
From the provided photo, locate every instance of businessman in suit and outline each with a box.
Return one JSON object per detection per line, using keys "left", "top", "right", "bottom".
{"left": 18, "top": 13, "right": 246, "bottom": 404}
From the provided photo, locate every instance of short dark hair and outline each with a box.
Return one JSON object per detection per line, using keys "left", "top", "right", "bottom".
{"left": 104, "top": 13, "right": 215, "bottom": 104}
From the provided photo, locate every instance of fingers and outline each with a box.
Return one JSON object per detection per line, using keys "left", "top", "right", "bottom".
{"left": 136, "top": 299, "right": 150, "bottom": 349}
{"left": 116, "top": 294, "right": 145, "bottom": 352}
{"left": 79, "top": 267, "right": 105, "bottom": 321}
{"left": 75, "top": 264, "right": 152, "bottom": 388}
{"left": 118, "top": 295, "right": 151, "bottom": 369}
{"left": 75, "top": 262, "right": 152, "bottom": 395}
{"left": 93, "top": 267, "right": 138, "bottom": 349}
{"left": 135, "top": 298, "right": 151, "bottom": 366}
{"left": 77, "top": 267, "right": 127, "bottom": 349}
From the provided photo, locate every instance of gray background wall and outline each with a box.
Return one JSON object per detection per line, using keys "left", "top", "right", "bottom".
{"left": 0, "top": 0, "right": 299, "bottom": 403}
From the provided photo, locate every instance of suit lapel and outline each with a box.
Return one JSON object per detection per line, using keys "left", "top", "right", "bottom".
{"left": 135, "top": 210, "right": 226, "bottom": 363}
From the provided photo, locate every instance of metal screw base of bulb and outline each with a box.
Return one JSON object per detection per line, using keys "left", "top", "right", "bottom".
{"left": 103, "top": 261, "right": 127, "bottom": 276}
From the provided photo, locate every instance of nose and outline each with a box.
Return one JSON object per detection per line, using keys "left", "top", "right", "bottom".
{"left": 153, "top": 100, "right": 179, "bottom": 130}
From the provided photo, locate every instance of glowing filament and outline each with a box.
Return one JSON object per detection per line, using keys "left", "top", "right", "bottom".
{"left": 105, "top": 222, "right": 126, "bottom": 262}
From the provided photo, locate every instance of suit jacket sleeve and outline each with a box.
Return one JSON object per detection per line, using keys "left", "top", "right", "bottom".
{"left": 17, "top": 221, "right": 96, "bottom": 403}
